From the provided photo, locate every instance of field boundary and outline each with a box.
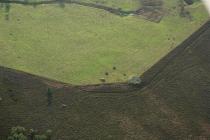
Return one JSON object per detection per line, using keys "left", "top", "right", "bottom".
{"left": 0, "top": 0, "right": 163, "bottom": 22}
{"left": 0, "top": 0, "right": 136, "bottom": 16}
{"left": 0, "top": 66, "right": 142, "bottom": 93}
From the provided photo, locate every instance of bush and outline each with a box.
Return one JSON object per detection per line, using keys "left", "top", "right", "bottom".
{"left": 8, "top": 133, "right": 27, "bottom": 140}
{"left": 7, "top": 126, "right": 27, "bottom": 140}
{"left": 7, "top": 126, "right": 52, "bottom": 140}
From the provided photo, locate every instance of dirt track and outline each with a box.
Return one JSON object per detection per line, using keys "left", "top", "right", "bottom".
{"left": 1, "top": 21, "right": 210, "bottom": 139}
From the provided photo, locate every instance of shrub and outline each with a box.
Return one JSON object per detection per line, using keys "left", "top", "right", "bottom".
{"left": 7, "top": 126, "right": 27, "bottom": 140}
{"left": 7, "top": 127, "right": 52, "bottom": 140}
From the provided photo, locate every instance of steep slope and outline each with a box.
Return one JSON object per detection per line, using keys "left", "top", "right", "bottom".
{"left": 1, "top": 21, "right": 210, "bottom": 139}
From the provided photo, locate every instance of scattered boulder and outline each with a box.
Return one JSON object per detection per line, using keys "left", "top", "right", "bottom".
{"left": 61, "top": 104, "right": 67, "bottom": 108}
{"left": 100, "top": 78, "right": 106, "bottom": 83}
{"left": 128, "top": 76, "right": 142, "bottom": 86}
{"left": 129, "top": 13, "right": 135, "bottom": 16}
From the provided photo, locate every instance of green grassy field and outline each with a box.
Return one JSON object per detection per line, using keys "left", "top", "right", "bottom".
{"left": 0, "top": 0, "right": 209, "bottom": 84}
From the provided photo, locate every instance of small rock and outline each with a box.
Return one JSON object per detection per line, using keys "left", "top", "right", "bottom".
{"left": 100, "top": 78, "right": 106, "bottom": 82}
{"left": 61, "top": 104, "right": 67, "bottom": 108}
{"left": 129, "top": 13, "right": 135, "bottom": 16}
{"left": 128, "top": 76, "right": 142, "bottom": 85}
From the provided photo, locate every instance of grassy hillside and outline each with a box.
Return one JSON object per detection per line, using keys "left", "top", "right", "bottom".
{"left": 0, "top": 0, "right": 208, "bottom": 84}
{"left": 1, "top": 21, "right": 210, "bottom": 139}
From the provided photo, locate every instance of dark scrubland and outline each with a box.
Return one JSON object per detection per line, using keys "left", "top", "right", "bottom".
{"left": 1, "top": 20, "right": 210, "bottom": 139}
